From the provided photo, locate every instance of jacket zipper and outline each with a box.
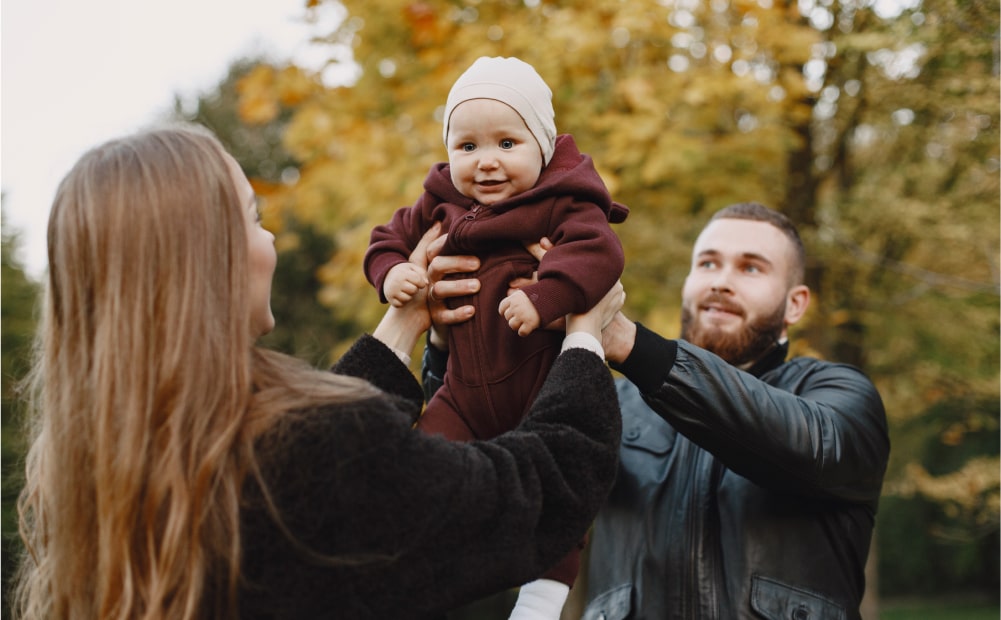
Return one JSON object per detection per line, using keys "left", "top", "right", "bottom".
{"left": 683, "top": 448, "right": 702, "bottom": 619}
{"left": 705, "top": 459, "right": 724, "bottom": 619}
{"left": 685, "top": 450, "right": 723, "bottom": 619}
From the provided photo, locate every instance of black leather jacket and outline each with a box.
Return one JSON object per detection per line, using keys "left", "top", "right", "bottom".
{"left": 582, "top": 324, "right": 889, "bottom": 620}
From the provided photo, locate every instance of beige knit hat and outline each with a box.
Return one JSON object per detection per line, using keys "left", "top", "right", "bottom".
{"left": 442, "top": 56, "right": 557, "bottom": 165}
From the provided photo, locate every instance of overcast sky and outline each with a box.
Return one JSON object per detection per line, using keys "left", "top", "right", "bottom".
{"left": 2, "top": 0, "right": 341, "bottom": 279}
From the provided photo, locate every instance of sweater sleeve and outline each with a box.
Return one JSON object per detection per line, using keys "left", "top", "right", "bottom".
{"left": 331, "top": 333, "right": 424, "bottom": 419}
{"left": 246, "top": 348, "right": 621, "bottom": 618}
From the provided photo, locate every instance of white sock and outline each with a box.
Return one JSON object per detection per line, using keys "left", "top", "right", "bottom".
{"left": 507, "top": 578, "right": 570, "bottom": 620}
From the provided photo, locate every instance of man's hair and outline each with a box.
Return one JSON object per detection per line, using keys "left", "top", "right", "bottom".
{"left": 709, "top": 202, "right": 806, "bottom": 285}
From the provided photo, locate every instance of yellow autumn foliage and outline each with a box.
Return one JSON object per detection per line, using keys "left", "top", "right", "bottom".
{"left": 235, "top": 0, "right": 998, "bottom": 531}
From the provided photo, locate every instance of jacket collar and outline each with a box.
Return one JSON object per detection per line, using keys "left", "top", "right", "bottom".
{"left": 745, "top": 340, "right": 789, "bottom": 378}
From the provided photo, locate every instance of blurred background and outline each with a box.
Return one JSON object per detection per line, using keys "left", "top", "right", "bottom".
{"left": 2, "top": 0, "right": 998, "bottom": 618}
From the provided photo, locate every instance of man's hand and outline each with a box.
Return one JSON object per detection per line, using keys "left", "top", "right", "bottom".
{"left": 600, "top": 310, "right": 637, "bottom": 365}
{"left": 506, "top": 236, "right": 555, "bottom": 293}
{"left": 507, "top": 236, "right": 568, "bottom": 331}
{"left": 520, "top": 235, "right": 636, "bottom": 361}
{"left": 424, "top": 233, "right": 480, "bottom": 350}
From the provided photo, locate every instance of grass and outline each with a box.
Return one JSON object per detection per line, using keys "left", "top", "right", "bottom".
{"left": 880, "top": 595, "right": 999, "bottom": 620}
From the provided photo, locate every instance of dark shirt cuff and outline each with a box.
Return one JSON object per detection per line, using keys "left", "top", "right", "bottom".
{"left": 421, "top": 336, "right": 449, "bottom": 402}
{"left": 423, "top": 339, "right": 448, "bottom": 379}
{"left": 609, "top": 322, "right": 678, "bottom": 393}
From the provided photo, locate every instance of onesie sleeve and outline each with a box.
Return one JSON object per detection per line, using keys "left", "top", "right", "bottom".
{"left": 364, "top": 192, "right": 439, "bottom": 303}
{"left": 518, "top": 197, "right": 626, "bottom": 327}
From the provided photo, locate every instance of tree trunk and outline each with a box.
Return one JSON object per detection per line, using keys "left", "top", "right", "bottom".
{"left": 861, "top": 528, "right": 880, "bottom": 619}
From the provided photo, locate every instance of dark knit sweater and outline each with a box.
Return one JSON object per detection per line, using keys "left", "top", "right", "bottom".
{"left": 238, "top": 335, "right": 621, "bottom": 619}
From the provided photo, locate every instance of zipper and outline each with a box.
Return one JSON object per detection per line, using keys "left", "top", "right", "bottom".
{"left": 452, "top": 204, "right": 482, "bottom": 249}
{"left": 705, "top": 459, "right": 724, "bottom": 619}
{"left": 683, "top": 448, "right": 700, "bottom": 619}
{"left": 685, "top": 449, "right": 723, "bottom": 619}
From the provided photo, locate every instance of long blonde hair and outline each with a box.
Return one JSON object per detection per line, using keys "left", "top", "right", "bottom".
{"left": 14, "top": 126, "right": 378, "bottom": 619}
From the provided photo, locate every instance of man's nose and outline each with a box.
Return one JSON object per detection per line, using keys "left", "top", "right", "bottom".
{"left": 710, "top": 267, "right": 733, "bottom": 293}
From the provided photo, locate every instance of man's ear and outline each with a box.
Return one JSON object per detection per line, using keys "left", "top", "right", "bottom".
{"left": 784, "top": 285, "right": 810, "bottom": 327}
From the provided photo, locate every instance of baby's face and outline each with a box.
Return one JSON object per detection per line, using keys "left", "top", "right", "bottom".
{"left": 446, "top": 98, "right": 544, "bottom": 205}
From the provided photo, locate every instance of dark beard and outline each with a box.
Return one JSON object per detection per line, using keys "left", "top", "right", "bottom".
{"left": 680, "top": 297, "right": 786, "bottom": 366}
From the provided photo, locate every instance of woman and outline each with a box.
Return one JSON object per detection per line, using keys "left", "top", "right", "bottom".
{"left": 13, "top": 125, "right": 624, "bottom": 619}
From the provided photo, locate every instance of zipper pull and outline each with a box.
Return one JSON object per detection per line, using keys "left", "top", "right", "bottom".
{"left": 464, "top": 204, "right": 480, "bottom": 221}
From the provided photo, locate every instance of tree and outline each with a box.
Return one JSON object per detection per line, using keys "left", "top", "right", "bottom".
{"left": 235, "top": 0, "right": 998, "bottom": 609}
{"left": 1, "top": 204, "right": 40, "bottom": 620}
{"left": 814, "top": 0, "right": 1001, "bottom": 600}
{"left": 173, "top": 58, "right": 365, "bottom": 365}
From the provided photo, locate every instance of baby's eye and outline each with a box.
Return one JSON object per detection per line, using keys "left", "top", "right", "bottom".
{"left": 462, "top": 143, "right": 476, "bottom": 152}
{"left": 500, "top": 139, "right": 515, "bottom": 149}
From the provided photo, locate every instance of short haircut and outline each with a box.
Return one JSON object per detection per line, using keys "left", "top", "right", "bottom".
{"left": 709, "top": 202, "right": 806, "bottom": 285}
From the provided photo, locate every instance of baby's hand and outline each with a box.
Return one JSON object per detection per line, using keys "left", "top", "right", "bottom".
{"left": 384, "top": 262, "right": 429, "bottom": 307}
{"left": 499, "top": 290, "right": 541, "bottom": 336}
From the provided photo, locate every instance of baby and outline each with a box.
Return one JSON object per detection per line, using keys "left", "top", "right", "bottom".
{"left": 364, "top": 56, "right": 628, "bottom": 620}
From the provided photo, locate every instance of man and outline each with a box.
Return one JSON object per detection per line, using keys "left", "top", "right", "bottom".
{"left": 423, "top": 202, "right": 889, "bottom": 620}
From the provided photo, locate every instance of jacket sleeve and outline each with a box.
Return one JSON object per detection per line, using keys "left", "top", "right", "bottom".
{"left": 615, "top": 323, "right": 889, "bottom": 504}
{"left": 263, "top": 346, "right": 621, "bottom": 615}
{"left": 363, "top": 192, "right": 439, "bottom": 303}
{"left": 518, "top": 199, "right": 625, "bottom": 327}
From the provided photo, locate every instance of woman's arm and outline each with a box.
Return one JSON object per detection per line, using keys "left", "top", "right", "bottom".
{"left": 250, "top": 281, "right": 624, "bottom": 618}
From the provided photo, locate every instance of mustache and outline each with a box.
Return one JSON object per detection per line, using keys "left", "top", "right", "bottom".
{"left": 701, "top": 292, "right": 744, "bottom": 317}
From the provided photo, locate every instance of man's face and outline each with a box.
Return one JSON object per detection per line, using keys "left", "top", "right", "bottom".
{"left": 680, "top": 218, "right": 804, "bottom": 366}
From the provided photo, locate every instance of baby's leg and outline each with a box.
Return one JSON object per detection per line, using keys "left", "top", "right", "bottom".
{"left": 415, "top": 390, "right": 477, "bottom": 441}
{"left": 508, "top": 539, "right": 583, "bottom": 620}
{"left": 508, "top": 579, "right": 570, "bottom": 620}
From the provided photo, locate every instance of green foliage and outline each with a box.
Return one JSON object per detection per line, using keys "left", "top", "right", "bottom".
{"left": 172, "top": 58, "right": 363, "bottom": 364}
{"left": 1, "top": 205, "right": 39, "bottom": 619}
{"left": 882, "top": 598, "right": 1001, "bottom": 620}
{"left": 879, "top": 493, "right": 1000, "bottom": 595}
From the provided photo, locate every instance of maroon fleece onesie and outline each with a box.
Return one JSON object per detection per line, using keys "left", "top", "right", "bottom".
{"left": 364, "top": 133, "right": 628, "bottom": 585}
